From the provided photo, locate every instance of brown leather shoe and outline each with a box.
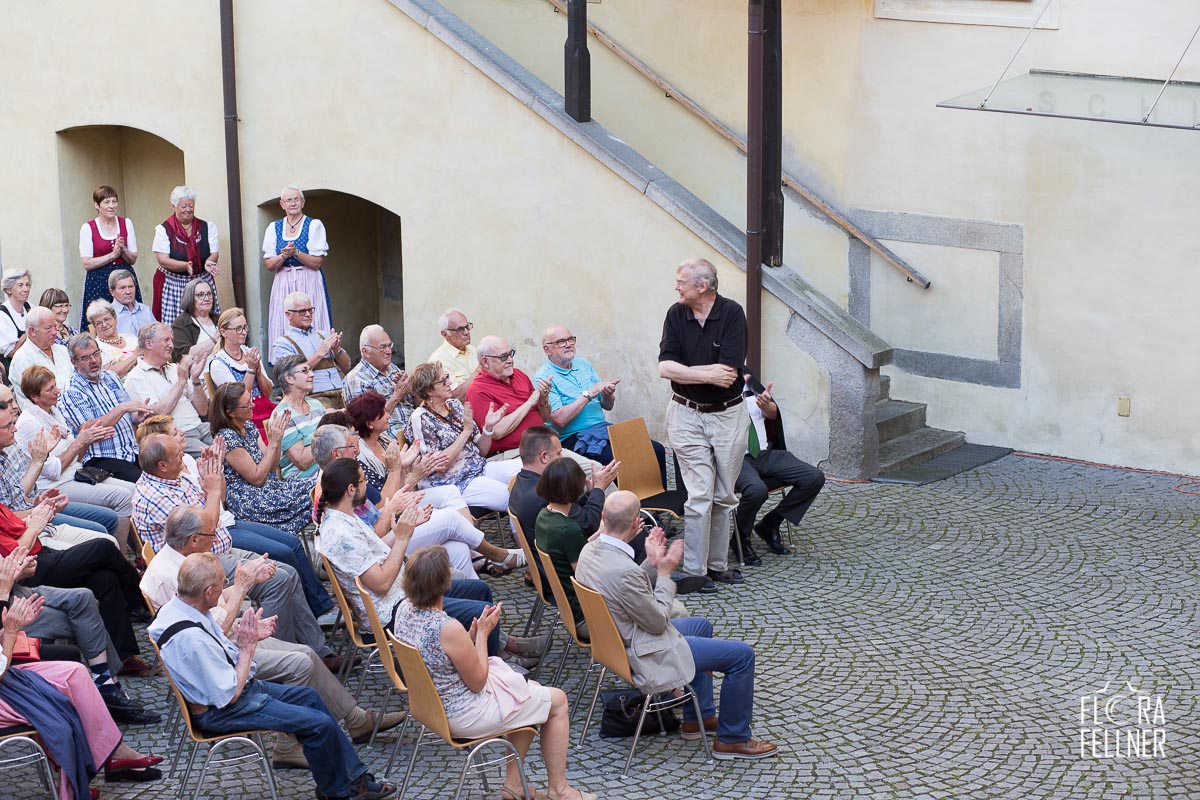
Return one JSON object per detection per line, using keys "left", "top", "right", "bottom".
{"left": 712, "top": 738, "right": 779, "bottom": 760}
{"left": 680, "top": 717, "right": 718, "bottom": 740}
{"left": 118, "top": 656, "right": 153, "bottom": 677}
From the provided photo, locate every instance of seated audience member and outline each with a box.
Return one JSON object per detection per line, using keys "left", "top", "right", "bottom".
{"left": 0, "top": 499, "right": 149, "bottom": 688}
{"left": 8, "top": 306, "right": 72, "bottom": 409}
{"left": 84, "top": 300, "right": 139, "bottom": 379}
{"left": 269, "top": 291, "right": 350, "bottom": 409}
{"left": 734, "top": 372, "right": 825, "bottom": 563}
{"left": 271, "top": 355, "right": 323, "bottom": 479}
{"left": 0, "top": 591, "right": 164, "bottom": 798}
{"left": 0, "top": 387, "right": 120, "bottom": 546}
{"left": 133, "top": 432, "right": 335, "bottom": 630}
{"left": 534, "top": 458, "right": 593, "bottom": 640}
{"left": 393, "top": 547, "right": 593, "bottom": 800}
{"left": 509, "top": 427, "right": 619, "bottom": 594}
{"left": 149, "top": 554, "right": 396, "bottom": 800}
{"left": 343, "top": 324, "right": 412, "bottom": 437}
{"left": 317, "top": 459, "right": 545, "bottom": 663}
{"left": 1, "top": 546, "right": 157, "bottom": 722}
{"left": 0, "top": 268, "right": 31, "bottom": 361}
{"left": 311, "top": 427, "right": 522, "bottom": 577}
{"left": 39, "top": 287, "right": 78, "bottom": 348}
{"left": 205, "top": 307, "right": 273, "bottom": 406}
{"left": 575, "top": 492, "right": 779, "bottom": 761}
{"left": 210, "top": 382, "right": 317, "bottom": 538}
{"left": 427, "top": 308, "right": 478, "bottom": 399}
{"left": 171, "top": 277, "right": 221, "bottom": 363}
{"left": 124, "top": 322, "right": 211, "bottom": 456}
{"left": 408, "top": 362, "right": 519, "bottom": 512}
{"left": 535, "top": 325, "right": 667, "bottom": 485}
{"left": 57, "top": 332, "right": 153, "bottom": 482}
{"left": 345, "top": 391, "right": 401, "bottom": 491}
{"left": 109, "top": 269, "right": 156, "bottom": 337}
{"left": 14, "top": 369, "right": 136, "bottom": 552}
{"left": 141, "top": 507, "right": 402, "bottom": 754}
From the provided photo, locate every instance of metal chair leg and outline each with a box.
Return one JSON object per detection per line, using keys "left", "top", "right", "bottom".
{"left": 578, "top": 667, "right": 608, "bottom": 744}
{"left": 688, "top": 686, "right": 713, "bottom": 762}
{"left": 398, "top": 727, "right": 426, "bottom": 800}
{"left": 177, "top": 741, "right": 200, "bottom": 799}
{"left": 368, "top": 683, "right": 394, "bottom": 746}
{"left": 622, "top": 695, "right": 653, "bottom": 776}
{"left": 384, "top": 715, "right": 412, "bottom": 777}
{"left": 252, "top": 733, "right": 280, "bottom": 800}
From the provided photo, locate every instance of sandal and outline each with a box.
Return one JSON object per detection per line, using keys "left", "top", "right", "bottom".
{"left": 474, "top": 555, "right": 514, "bottom": 578}
{"left": 502, "top": 549, "right": 527, "bottom": 569}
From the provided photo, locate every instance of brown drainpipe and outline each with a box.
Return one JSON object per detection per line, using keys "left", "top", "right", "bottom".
{"left": 746, "top": 0, "right": 765, "bottom": 375}
{"left": 220, "top": 0, "right": 247, "bottom": 310}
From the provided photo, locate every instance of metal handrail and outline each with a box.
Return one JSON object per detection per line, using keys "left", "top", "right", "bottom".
{"left": 543, "top": 0, "right": 930, "bottom": 289}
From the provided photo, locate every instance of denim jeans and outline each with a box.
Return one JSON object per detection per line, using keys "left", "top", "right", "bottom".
{"left": 194, "top": 680, "right": 365, "bottom": 797}
{"left": 229, "top": 520, "right": 334, "bottom": 617}
{"left": 672, "top": 617, "right": 757, "bottom": 744}
{"left": 55, "top": 501, "right": 119, "bottom": 536}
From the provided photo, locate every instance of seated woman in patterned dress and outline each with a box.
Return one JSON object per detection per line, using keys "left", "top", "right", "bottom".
{"left": 209, "top": 382, "right": 317, "bottom": 538}
{"left": 271, "top": 355, "right": 324, "bottom": 479}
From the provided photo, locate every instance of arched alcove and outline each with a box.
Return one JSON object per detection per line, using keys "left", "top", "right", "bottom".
{"left": 256, "top": 190, "right": 403, "bottom": 365}
{"left": 56, "top": 126, "right": 185, "bottom": 304}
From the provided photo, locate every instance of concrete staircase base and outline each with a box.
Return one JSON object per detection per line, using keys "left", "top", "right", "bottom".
{"left": 876, "top": 375, "right": 966, "bottom": 475}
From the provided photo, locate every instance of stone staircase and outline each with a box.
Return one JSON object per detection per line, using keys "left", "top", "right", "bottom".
{"left": 876, "top": 375, "right": 965, "bottom": 474}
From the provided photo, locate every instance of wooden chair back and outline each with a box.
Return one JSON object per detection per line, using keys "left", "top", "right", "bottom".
{"left": 607, "top": 418, "right": 666, "bottom": 500}
{"left": 534, "top": 545, "right": 589, "bottom": 649}
{"left": 142, "top": 542, "right": 156, "bottom": 566}
{"left": 572, "top": 578, "right": 634, "bottom": 685}
{"left": 387, "top": 633, "right": 456, "bottom": 744}
{"left": 508, "top": 512, "right": 550, "bottom": 609}
{"left": 355, "top": 577, "right": 408, "bottom": 694}
{"left": 320, "top": 554, "right": 374, "bottom": 651}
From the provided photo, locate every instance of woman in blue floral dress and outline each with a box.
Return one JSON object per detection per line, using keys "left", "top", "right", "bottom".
{"left": 209, "top": 381, "right": 317, "bottom": 537}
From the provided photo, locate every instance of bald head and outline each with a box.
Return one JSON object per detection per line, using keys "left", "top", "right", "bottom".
{"left": 602, "top": 490, "right": 642, "bottom": 542}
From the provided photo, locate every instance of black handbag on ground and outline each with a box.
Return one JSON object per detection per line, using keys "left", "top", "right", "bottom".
{"left": 599, "top": 689, "right": 681, "bottom": 738}
{"left": 74, "top": 466, "right": 111, "bottom": 485}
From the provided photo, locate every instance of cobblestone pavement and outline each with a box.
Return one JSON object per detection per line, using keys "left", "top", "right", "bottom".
{"left": 11, "top": 454, "right": 1200, "bottom": 799}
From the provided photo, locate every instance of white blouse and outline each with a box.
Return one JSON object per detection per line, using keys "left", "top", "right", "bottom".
{"left": 15, "top": 403, "right": 82, "bottom": 489}
{"left": 262, "top": 217, "right": 329, "bottom": 259}
{"left": 78, "top": 217, "right": 139, "bottom": 258}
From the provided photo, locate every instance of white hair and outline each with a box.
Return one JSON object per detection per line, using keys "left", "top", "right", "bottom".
{"left": 170, "top": 185, "right": 197, "bottom": 207}
{"left": 280, "top": 184, "right": 305, "bottom": 200}
{"left": 359, "top": 324, "right": 386, "bottom": 349}
{"left": 1, "top": 268, "right": 30, "bottom": 294}
{"left": 283, "top": 291, "right": 312, "bottom": 311}
{"left": 85, "top": 298, "right": 116, "bottom": 322}
{"left": 438, "top": 307, "right": 466, "bottom": 332}
{"left": 25, "top": 306, "right": 54, "bottom": 327}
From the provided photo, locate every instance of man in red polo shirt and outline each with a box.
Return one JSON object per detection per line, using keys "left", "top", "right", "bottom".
{"left": 466, "top": 336, "right": 600, "bottom": 474}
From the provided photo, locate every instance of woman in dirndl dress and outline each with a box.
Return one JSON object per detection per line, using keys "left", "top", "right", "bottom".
{"left": 151, "top": 185, "right": 221, "bottom": 327}
{"left": 77, "top": 185, "right": 144, "bottom": 330}
{"left": 263, "top": 185, "right": 330, "bottom": 350}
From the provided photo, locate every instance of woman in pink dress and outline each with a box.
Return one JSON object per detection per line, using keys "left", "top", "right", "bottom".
{"left": 263, "top": 185, "right": 330, "bottom": 349}
{"left": 0, "top": 581, "right": 163, "bottom": 799}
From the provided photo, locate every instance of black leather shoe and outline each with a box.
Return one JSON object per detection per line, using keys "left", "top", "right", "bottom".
{"left": 707, "top": 569, "right": 744, "bottom": 585}
{"left": 738, "top": 541, "right": 762, "bottom": 566}
{"left": 754, "top": 521, "right": 793, "bottom": 555}
{"left": 101, "top": 685, "right": 161, "bottom": 724}
{"left": 672, "top": 573, "right": 717, "bottom": 594}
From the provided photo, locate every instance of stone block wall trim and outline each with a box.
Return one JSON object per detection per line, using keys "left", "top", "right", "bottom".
{"left": 848, "top": 208, "right": 1024, "bottom": 388}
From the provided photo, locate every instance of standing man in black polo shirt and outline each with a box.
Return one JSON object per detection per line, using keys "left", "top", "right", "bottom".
{"left": 658, "top": 258, "right": 749, "bottom": 594}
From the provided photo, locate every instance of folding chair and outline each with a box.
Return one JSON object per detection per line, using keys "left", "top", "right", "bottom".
{"left": 507, "top": 510, "right": 557, "bottom": 642}
{"left": 320, "top": 554, "right": 386, "bottom": 697}
{"left": 534, "top": 546, "right": 601, "bottom": 711}
{"left": 0, "top": 725, "right": 57, "bottom": 799}
{"left": 388, "top": 633, "right": 538, "bottom": 800}
{"left": 353, "top": 579, "right": 411, "bottom": 762}
{"left": 150, "top": 640, "right": 278, "bottom": 800}
{"left": 607, "top": 418, "right": 687, "bottom": 522}
{"left": 572, "top": 578, "right": 712, "bottom": 775}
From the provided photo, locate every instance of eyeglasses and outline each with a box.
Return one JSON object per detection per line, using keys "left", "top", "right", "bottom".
{"left": 223, "top": 325, "right": 248, "bottom": 334}
{"left": 193, "top": 532, "right": 218, "bottom": 538}
{"left": 481, "top": 350, "right": 516, "bottom": 363}
{"left": 51, "top": 303, "right": 70, "bottom": 310}
{"left": 435, "top": 376, "right": 451, "bottom": 386}
{"left": 194, "top": 291, "right": 213, "bottom": 299}
{"left": 364, "top": 343, "right": 394, "bottom": 351}
{"left": 294, "top": 367, "right": 314, "bottom": 374}
{"left": 445, "top": 323, "right": 473, "bottom": 334}
{"left": 287, "top": 307, "right": 314, "bottom": 315}
{"left": 235, "top": 401, "right": 254, "bottom": 411}
{"left": 76, "top": 350, "right": 103, "bottom": 362}
{"left": 547, "top": 336, "right": 577, "bottom": 348}
{"left": 282, "top": 198, "right": 304, "bottom": 205}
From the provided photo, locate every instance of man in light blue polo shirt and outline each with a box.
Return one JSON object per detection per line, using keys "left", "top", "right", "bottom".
{"left": 534, "top": 325, "right": 666, "bottom": 485}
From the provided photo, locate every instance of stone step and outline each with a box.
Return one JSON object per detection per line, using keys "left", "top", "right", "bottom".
{"left": 878, "top": 427, "right": 966, "bottom": 474}
{"left": 879, "top": 373, "right": 891, "bottom": 401}
{"left": 874, "top": 399, "right": 927, "bottom": 444}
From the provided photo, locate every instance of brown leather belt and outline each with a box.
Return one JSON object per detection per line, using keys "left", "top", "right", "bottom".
{"left": 671, "top": 393, "right": 742, "bottom": 414}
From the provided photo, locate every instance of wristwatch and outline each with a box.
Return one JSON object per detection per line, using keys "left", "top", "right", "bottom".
{"left": 581, "top": 390, "right": 592, "bottom": 401}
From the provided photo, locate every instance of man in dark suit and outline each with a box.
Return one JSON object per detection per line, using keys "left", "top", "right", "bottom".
{"left": 735, "top": 372, "right": 826, "bottom": 564}
{"left": 574, "top": 491, "right": 778, "bottom": 760}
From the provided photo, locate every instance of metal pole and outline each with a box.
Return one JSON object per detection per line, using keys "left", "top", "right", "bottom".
{"left": 746, "top": 0, "right": 765, "bottom": 375}
{"left": 219, "top": 0, "right": 246, "bottom": 309}
{"left": 565, "top": 0, "right": 591, "bottom": 122}
{"left": 762, "top": 0, "right": 783, "bottom": 268}
{"left": 979, "top": 0, "right": 1052, "bottom": 109}
{"left": 1143, "top": 18, "right": 1200, "bottom": 123}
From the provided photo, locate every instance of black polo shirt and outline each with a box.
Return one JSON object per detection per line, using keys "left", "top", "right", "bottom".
{"left": 658, "top": 294, "right": 746, "bottom": 404}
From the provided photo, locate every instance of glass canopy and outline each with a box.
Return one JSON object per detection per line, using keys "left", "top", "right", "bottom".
{"left": 938, "top": 70, "right": 1200, "bottom": 130}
